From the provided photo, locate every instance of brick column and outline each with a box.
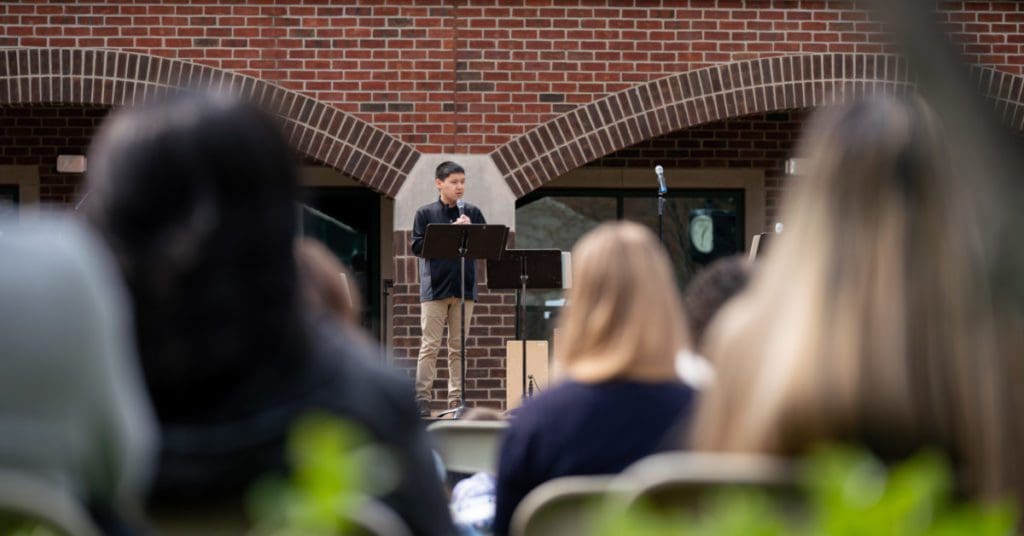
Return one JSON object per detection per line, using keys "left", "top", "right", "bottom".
{"left": 391, "top": 153, "right": 518, "bottom": 410}
{"left": 391, "top": 230, "right": 516, "bottom": 410}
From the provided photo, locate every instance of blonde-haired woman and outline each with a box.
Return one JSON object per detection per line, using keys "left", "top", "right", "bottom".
{"left": 691, "top": 95, "right": 1024, "bottom": 503}
{"left": 493, "top": 221, "right": 696, "bottom": 535}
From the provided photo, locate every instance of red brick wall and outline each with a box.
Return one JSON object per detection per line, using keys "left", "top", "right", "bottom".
{"left": 590, "top": 109, "right": 809, "bottom": 219}
{"left": 2, "top": 1, "right": 1022, "bottom": 153}
{"left": 0, "top": 105, "right": 108, "bottom": 204}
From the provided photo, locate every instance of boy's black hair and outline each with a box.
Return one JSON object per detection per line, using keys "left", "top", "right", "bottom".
{"left": 435, "top": 161, "right": 465, "bottom": 181}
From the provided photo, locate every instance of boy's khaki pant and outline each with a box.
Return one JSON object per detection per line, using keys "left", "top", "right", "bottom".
{"left": 415, "top": 297, "right": 475, "bottom": 403}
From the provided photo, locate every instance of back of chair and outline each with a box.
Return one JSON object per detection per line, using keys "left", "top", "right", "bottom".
{"left": 509, "top": 455, "right": 796, "bottom": 535}
{"left": 620, "top": 452, "right": 798, "bottom": 513}
{"left": 152, "top": 494, "right": 410, "bottom": 536}
{"left": 343, "top": 495, "right": 414, "bottom": 536}
{"left": 427, "top": 420, "right": 508, "bottom": 475}
{"left": 509, "top": 475, "right": 623, "bottom": 536}
{"left": 0, "top": 468, "right": 101, "bottom": 536}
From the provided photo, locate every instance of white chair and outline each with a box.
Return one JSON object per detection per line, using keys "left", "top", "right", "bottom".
{"left": 509, "top": 475, "right": 627, "bottom": 536}
{"left": 426, "top": 420, "right": 508, "bottom": 474}
{"left": 619, "top": 452, "right": 797, "bottom": 512}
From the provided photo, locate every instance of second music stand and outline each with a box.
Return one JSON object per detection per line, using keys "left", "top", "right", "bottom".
{"left": 486, "top": 248, "right": 564, "bottom": 405}
{"left": 422, "top": 223, "right": 508, "bottom": 418}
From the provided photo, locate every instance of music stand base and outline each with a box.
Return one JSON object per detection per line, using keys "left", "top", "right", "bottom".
{"left": 436, "top": 403, "right": 467, "bottom": 419}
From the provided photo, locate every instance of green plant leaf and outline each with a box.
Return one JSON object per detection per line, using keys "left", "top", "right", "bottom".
{"left": 247, "top": 412, "right": 391, "bottom": 536}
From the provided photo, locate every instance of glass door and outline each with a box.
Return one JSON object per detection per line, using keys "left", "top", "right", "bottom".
{"left": 515, "top": 188, "right": 743, "bottom": 341}
{"left": 300, "top": 187, "right": 381, "bottom": 339}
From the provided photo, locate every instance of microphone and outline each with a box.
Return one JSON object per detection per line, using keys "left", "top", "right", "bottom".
{"left": 655, "top": 165, "right": 667, "bottom": 194}
{"left": 456, "top": 198, "right": 465, "bottom": 218}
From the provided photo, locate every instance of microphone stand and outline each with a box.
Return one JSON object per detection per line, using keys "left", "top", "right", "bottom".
{"left": 655, "top": 166, "right": 667, "bottom": 246}
{"left": 518, "top": 254, "right": 529, "bottom": 404}
{"left": 528, "top": 374, "right": 539, "bottom": 397}
{"left": 456, "top": 232, "right": 468, "bottom": 418}
{"left": 439, "top": 227, "right": 469, "bottom": 419}
{"left": 457, "top": 206, "right": 468, "bottom": 417}
{"left": 658, "top": 188, "right": 665, "bottom": 245}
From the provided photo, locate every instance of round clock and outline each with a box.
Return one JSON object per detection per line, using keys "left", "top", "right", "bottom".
{"left": 690, "top": 214, "right": 714, "bottom": 253}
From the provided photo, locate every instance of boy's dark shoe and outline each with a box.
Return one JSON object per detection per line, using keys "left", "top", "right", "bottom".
{"left": 417, "top": 399, "right": 431, "bottom": 418}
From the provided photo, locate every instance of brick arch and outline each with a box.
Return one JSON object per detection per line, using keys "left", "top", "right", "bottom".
{"left": 492, "top": 53, "right": 1024, "bottom": 197}
{"left": 0, "top": 48, "right": 419, "bottom": 197}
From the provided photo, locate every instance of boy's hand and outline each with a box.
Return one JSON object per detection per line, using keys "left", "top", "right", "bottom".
{"left": 454, "top": 215, "right": 471, "bottom": 225}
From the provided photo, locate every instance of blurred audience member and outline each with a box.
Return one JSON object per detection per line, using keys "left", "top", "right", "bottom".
{"left": 691, "top": 95, "right": 1024, "bottom": 503}
{"left": 0, "top": 218, "right": 156, "bottom": 534}
{"left": 84, "top": 92, "right": 455, "bottom": 535}
{"left": 448, "top": 406, "right": 504, "bottom": 535}
{"left": 493, "top": 222, "right": 696, "bottom": 535}
{"left": 451, "top": 471, "right": 496, "bottom": 536}
{"left": 683, "top": 255, "right": 750, "bottom": 352}
{"left": 676, "top": 255, "right": 750, "bottom": 389}
{"left": 295, "top": 237, "right": 361, "bottom": 328}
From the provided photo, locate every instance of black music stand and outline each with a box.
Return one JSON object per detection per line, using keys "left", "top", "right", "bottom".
{"left": 422, "top": 223, "right": 508, "bottom": 418}
{"left": 486, "top": 249, "right": 564, "bottom": 404}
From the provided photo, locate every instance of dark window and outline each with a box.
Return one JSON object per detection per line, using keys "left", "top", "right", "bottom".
{"left": 300, "top": 187, "right": 382, "bottom": 339}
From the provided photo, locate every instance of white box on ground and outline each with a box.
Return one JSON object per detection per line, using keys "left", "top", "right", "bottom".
{"left": 506, "top": 340, "right": 550, "bottom": 410}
